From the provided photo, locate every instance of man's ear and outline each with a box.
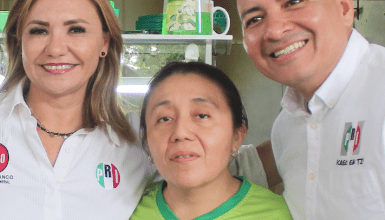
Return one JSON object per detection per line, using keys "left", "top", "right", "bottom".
{"left": 231, "top": 124, "right": 247, "bottom": 153}
{"left": 338, "top": 0, "right": 355, "bottom": 27}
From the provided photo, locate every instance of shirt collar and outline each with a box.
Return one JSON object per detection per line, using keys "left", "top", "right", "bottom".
{"left": 314, "top": 29, "right": 369, "bottom": 108}
{"left": 281, "top": 87, "right": 309, "bottom": 116}
{"left": 106, "top": 124, "right": 121, "bottom": 146}
{"left": 0, "top": 79, "right": 122, "bottom": 146}
{"left": 282, "top": 29, "right": 370, "bottom": 115}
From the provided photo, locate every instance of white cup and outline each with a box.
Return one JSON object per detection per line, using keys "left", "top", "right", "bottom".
{"left": 211, "top": 6, "right": 230, "bottom": 35}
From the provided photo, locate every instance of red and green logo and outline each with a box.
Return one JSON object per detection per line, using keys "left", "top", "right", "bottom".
{"left": 340, "top": 121, "right": 365, "bottom": 156}
{"left": 96, "top": 163, "right": 120, "bottom": 189}
{"left": 0, "top": 144, "right": 9, "bottom": 172}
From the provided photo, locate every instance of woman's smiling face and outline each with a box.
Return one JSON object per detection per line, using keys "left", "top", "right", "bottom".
{"left": 21, "top": 0, "right": 109, "bottom": 97}
{"left": 145, "top": 73, "right": 244, "bottom": 189}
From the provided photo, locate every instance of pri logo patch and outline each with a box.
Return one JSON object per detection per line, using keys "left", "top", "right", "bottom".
{"left": 340, "top": 121, "right": 365, "bottom": 156}
{"left": 0, "top": 144, "right": 9, "bottom": 172}
{"left": 96, "top": 163, "right": 120, "bottom": 189}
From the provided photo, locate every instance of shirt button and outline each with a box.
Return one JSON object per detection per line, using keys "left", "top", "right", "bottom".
{"left": 328, "top": 101, "right": 335, "bottom": 106}
{"left": 311, "top": 122, "right": 318, "bottom": 129}
{"left": 14, "top": 104, "right": 22, "bottom": 112}
{"left": 309, "top": 173, "right": 316, "bottom": 180}
{"left": 65, "top": 148, "right": 73, "bottom": 153}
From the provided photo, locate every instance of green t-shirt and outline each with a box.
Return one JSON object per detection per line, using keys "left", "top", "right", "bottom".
{"left": 130, "top": 177, "right": 292, "bottom": 220}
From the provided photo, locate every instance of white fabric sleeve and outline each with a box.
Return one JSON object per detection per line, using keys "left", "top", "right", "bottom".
{"left": 229, "top": 144, "right": 268, "bottom": 188}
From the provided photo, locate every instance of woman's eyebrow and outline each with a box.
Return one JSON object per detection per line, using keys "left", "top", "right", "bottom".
{"left": 26, "top": 18, "right": 89, "bottom": 27}
{"left": 150, "top": 100, "right": 171, "bottom": 113}
{"left": 64, "top": 18, "right": 89, "bottom": 25}
{"left": 27, "top": 20, "right": 49, "bottom": 26}
{"left": 192, "top": 97, "right": 218, "bottom": 108}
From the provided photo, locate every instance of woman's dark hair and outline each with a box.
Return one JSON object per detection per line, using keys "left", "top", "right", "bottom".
{"left": 140, "top": 62, "right": 248, "bottom": 150}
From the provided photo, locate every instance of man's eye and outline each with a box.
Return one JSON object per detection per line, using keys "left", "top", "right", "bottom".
{"left": 29, "top": 28, "right": 47, "bottom": 35}
{"left": 69, "top": 26, "right": 86, "bottom": 33}
{"left": 285, "top": 0, "right": 303, "bottom": 7}
{"left": 196, "top": 114, "right": 209, "bottom": 119}
{"left": 158, "top": 117, "right": 172, "bottom": 123}
{"left": 245, "top": 16, "right": 263, "bottom": 28}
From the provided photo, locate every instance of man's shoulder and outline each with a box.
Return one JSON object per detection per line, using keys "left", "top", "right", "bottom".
{"left": 365, "top": 43, "right": 385, "bottom": 68}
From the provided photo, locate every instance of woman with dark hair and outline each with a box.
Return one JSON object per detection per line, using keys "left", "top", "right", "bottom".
{"left": 131, "top": 62, "right": 292, "bottom": 220}
{"left": 0, "top": 0, "right": 157, "bottom": 219}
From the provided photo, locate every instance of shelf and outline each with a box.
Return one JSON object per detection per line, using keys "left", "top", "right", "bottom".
{"left": 122, "top": 34, "right": 232, "bottom": 42}
{"left": 122, "top": 34, "right": 233, "bottom": 56}
{"left": 0, "top": 34, "right": 233, "bottom": 56}
{"left": 122, "top": 34, "right": 232, "bottom": 45}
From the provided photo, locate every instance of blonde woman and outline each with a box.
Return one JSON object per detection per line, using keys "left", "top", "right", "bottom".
{"left": 0, "top": 0, "right": 157, "bottom": 219}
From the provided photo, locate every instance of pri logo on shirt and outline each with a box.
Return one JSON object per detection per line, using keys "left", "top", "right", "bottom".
{"left": 0, "top": 144, "right": 9, "bottom": 172}
{"left": 96, "top": 163, "right": 120, "bottom": 189}
{"left": 340, "top": 121, "right": 364, "bottom": 156}
{"left": 337, "top": 121, "right": 365, "bottom": 166}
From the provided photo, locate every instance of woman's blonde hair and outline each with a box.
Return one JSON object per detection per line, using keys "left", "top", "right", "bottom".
{"left": 1, "top": 0, "right": 136, "bottom": 144}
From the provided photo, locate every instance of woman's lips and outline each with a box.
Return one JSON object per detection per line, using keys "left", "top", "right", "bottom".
{"left": 170, "top": 151, "right": 200, "bottom": 163}
{"left": 42, "top": 64, "right": 76, "bottom": 75}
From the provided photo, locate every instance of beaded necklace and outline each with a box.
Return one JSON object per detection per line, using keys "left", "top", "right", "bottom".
{"left": 36, "top": 122, "right": 78, "bottom": 139}
{"left": 24, "top": 93, "right": 80, "bottom": 139}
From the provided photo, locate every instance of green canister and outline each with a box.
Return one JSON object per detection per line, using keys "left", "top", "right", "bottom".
{"left": 162, "top": 0, "right": 212, "bottom": 35}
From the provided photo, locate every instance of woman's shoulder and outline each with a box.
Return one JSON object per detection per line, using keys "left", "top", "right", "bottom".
{"left": 130, "top": 181, "right": 164, "bottom": 220}
{"left": 232, "top": 178, "right": 293, "bottom": 219}
{"left": 246, "top": 179, "right": 282, "bottom": 198}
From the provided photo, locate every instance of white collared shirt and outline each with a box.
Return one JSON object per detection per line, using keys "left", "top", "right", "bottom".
{"left": 272, "top": 29, "right": 385, "bottom": 219}
{"left": 0, "top": 81, "right": 158, "bottom": 220}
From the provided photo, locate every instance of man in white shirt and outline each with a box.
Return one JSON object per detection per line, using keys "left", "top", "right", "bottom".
{"left": 237, "top": 0, "right": 385, "bottom": 219}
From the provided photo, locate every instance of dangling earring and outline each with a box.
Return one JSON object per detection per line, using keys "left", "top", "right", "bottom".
{"left": 231, "top": 149, "right": 240, "bottom": 158}
{"left": 148, "top": 155, "right": 154, "bottom": 164}
{"left": 101, "top": 51, "right": 106, "bottom": 57}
